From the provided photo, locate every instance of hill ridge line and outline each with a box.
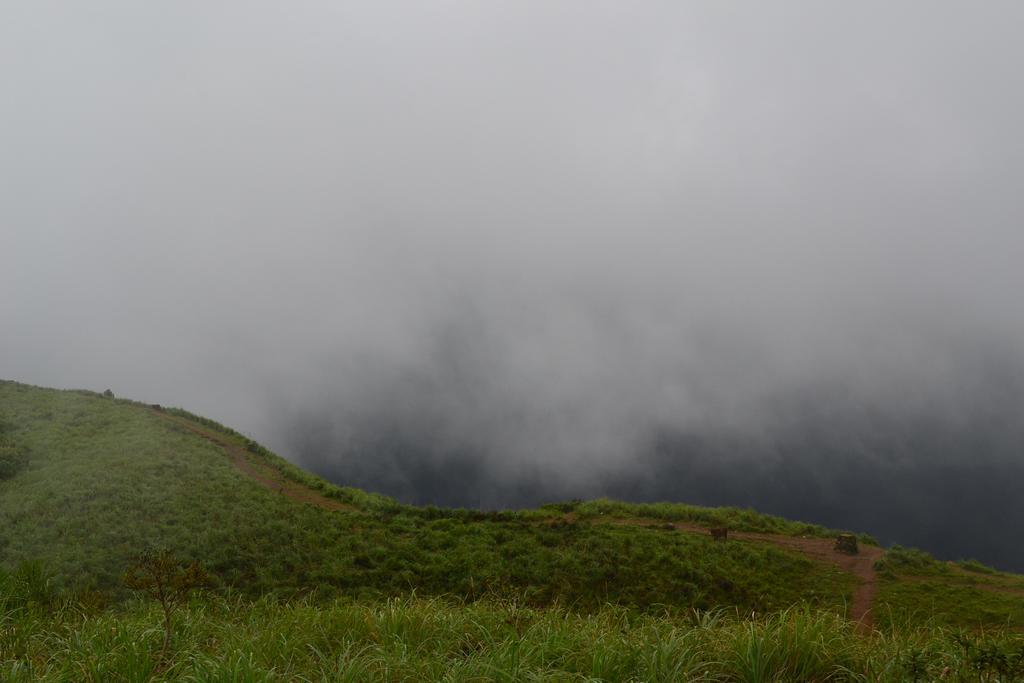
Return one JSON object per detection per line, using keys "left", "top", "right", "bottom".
{"left": 152, "top": 405, "right": 880, "bottom": 629}
{"left": 153, "top": 408, "right": 355, "bottom": 512}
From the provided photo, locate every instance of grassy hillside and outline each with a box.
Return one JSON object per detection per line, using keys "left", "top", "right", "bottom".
{"left": 874, "top": 546, "right": 1024, "bottom": 631}
{"left": 0, "top": 380, "right": 853, "bottom": 613}
{"left": 4, "top": 379, "right": 1024, "bottom": 680}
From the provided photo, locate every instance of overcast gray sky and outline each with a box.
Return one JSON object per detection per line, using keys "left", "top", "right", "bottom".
{"left": 4, "top": 2, "right": 1024, "bottom": 564}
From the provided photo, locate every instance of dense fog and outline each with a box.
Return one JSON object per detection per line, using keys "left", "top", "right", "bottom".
{"left": 4, "top": 3, "right": 1024, "bottom": 568}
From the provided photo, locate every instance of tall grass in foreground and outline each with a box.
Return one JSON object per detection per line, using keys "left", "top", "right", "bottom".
{"left": 3, "top": 593, "right": 1024, "bottom": 682}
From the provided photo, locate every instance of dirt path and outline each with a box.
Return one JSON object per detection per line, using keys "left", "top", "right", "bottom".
{"left": 153, "top": 407, "right": 882, "bottom": 627}
{"left": 587, "top": 516, "right": 883, "bottom": 631}
{"left": 152, "top": 409, "right": 355, "bottom": 512}
{"left": 731, "top": 527, "right": 883, "bottom": 632}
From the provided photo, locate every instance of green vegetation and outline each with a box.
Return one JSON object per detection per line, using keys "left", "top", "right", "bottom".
{"left": 875, "top": 546, "right": 1024, "bottom": 631}
{"left": 5, "top": 379, "right": 1024, "bottom": 679}
{"left": 122, "top": 550, "right": 211, "bottom": 658}
{"left": 3, "top": 592, "right": 1024, "bottom": 682}
{"left": 0, "top": 381, "right": 852, "bottom": 614}
{"left": 0, "top": 418, "right": 28, "bottom": 481}
{"left": 547, "top": 499, "right": 878, "bottom": 544}
{"left": 959, "top": 558, "right": 1001, "bottom": 575}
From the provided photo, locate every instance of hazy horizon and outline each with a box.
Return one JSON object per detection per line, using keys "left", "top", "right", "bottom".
{"left": 4, "top": 2, "right": 1024, "bottom": 569}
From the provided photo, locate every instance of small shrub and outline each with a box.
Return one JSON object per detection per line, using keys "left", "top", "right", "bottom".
{"left": 123, "top": 550, "right": 210, "bottom": 657}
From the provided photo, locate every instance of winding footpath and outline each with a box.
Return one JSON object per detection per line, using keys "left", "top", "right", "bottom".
{"left": 729, "top": 528, "right": 883, "bottom": 632}
{"left": 153, "top": 407, "right": 881, "bottom": 630}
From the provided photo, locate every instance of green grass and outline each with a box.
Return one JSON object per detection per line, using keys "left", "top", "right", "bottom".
{"left": 0, "top": 380, "right": 851, "bottom": 615}
{"left": 874, "top": 546, "right": 1024, "bottom": 631}
{"left": 7, "top": 377, "right": 1024, "bottom": 679}
{"left": 564, "top": 498, "right": 878, "bottom": 544}
{"left": 878, "top": 578, "right": 1024, "bottom": 631}
{"left": 3, "top": 590, "right": 1024, "bottom": 682}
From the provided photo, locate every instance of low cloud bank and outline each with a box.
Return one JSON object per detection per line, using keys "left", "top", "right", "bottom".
{"left": 3, "top": 3, "right": 1024, "bottom": 569}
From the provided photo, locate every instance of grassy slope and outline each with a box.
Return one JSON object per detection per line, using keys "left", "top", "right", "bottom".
{"left": 0, "top": 381, "right": 849, "bottom": 615}
{"left": 3, "top": 379, "right": 1024, "bottom": 633}
{"left": 874, "top": 547, "right": 1024, "bottom": 631}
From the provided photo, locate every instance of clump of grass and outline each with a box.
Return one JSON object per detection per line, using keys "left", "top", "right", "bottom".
{"left": 875, "top": 545, "right": 946, "bottom": 576}
{"left": 959, "top": 558, "right": 999, "bottom": 575}
{"left": 0, "top": 560, "right": 57, "bottom": 610}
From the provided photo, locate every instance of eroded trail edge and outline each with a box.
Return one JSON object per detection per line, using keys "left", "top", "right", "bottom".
{"left": 153, "top": 409, "right": 354, "bottom": 512}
